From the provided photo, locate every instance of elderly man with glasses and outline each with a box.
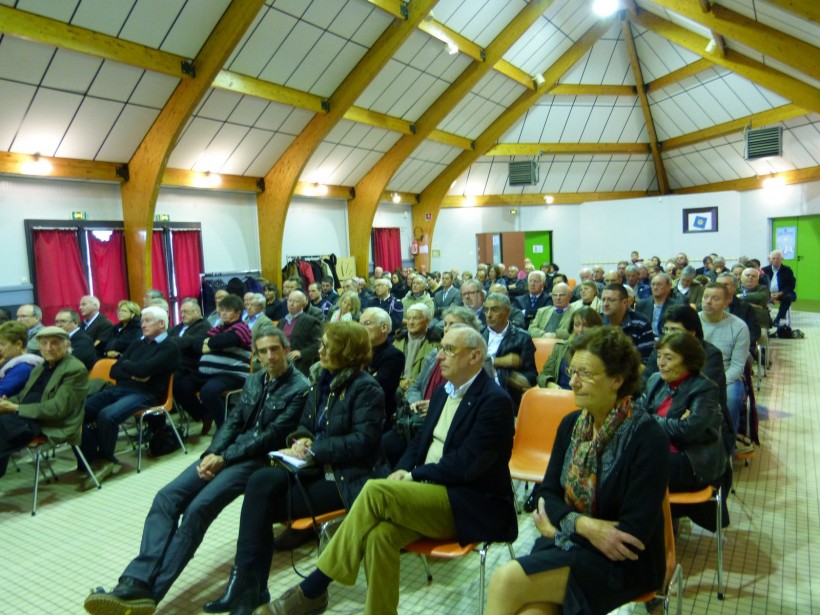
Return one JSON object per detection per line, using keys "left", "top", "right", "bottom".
{"left": 528, "top": 282, "right": 575, "bottom": 339}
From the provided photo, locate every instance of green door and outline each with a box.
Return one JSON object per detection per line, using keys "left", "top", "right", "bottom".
{"left": 772, "top": 215, "right": 820, "bottom": 302}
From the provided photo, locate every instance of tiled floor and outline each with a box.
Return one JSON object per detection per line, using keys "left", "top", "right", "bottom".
{"left": 2, "top": 311, "right": 818, "bottom": 614}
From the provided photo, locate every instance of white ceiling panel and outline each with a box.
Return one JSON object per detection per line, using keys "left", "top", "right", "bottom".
{"left": 338, "top": 150, "right": 385, "bottom": 185}
{"left": 272, "top": 0, "right": 309, "bottom": 19}
{"left": 278, "top": 107, "right": 315, "bottom": 135}
{"left": 349, "top": 3, "right": 394, "bottom": 47}
{"left": 87, "top": 61, "right": 144, "bottom": 103}
{"left": 129, "top": 72, "right": 180, "bottom": 108}
{"left": 227, "top": 96, "right": 270, "bottom": 127}
{"left": 600, "top": 100, "right": 646, "bottom": 142}
{"left": 71, "top": 0, "right": 132, "bottom": 37}
{"left": 119, "top": 0, "right": 186, "bottom": 49}
{"left": 785, "top": 123, "right": 820, "bottom": 167}
{"left": 228, "top": 9, "right": 299, "bottom": 78}
{"left": 400, "top": 76, "right": 452, "bottom": 122}
{"left": 550, "top": 1, "right": 598, "bottom": 42}
{"left": 220, "top": 127, "right": 274, "bottom": 175}
{"left": 12, "top": 0, "right": 77, "bottom": 21}
{"left": 167, "top": 117, "right": 224, "bottom": 169}
{"left": 311, "top": 41, "right": 369, "bottom": 97}
{"left": 577, "top": 160, "right": 611, "bottom": 192}
{"left": 194, "top": 123, "right": 252, "bottom": 173}
{"left": 13, "top": 88, "right": 82, "bottom": 155}
{"left": 474, "top": 71, "right": 525, "bottom": 106}
{"left": 244, "top": 132, "right": 296, "bottom": 176}
{"left": 504, "top": 17, "right": 568, "bottom": 77}
{"left": 650, "top": 97, "right": 700, "bottom": 140}
{"left": 0, "top": 80, "right": 36, "bottom": 150}
{"left": 302, "top": 141, "right": 348, "bottom": 182}
{"left": 753, "top": 1, "right": 820, "bottom": 46}
{"left": 504, "top": 104, "right": 550, "bottom": 142}
{"left": 355, "top": 59, "right": 402, "bottom": 110}
{"left": 0, "top": 36, "right": 53, "bottom": 85}
{"left": 302, "top": 0, "right": 346, "bottom": 30}
{"left": 55, "top": 97, "right": 124, "bottom": 160}
{"left": 287, "top": 31, "right": 348, "bottom": 93}
{"left": 632, "top": 28, "right": 699, "bottom": 82}
{"left": 259, "top": 21, "right": 324, "bottom": 85}
{"left": 41, "top": 47, "right": 102, "bottom": 94}
{"left": 161, "top": 0, "right": 231, "bottom": 57}
{"left": 255, "top": 102, "right": 302, "bottom": 132}
{"left": 369, "top": 64, "right": 425, "bottom": 115}
{"left": 560, "top": 106, "right": 595, "bottom": 142}
{"left": 326, "top": 0, "right": 375, "bottom": 40}
{"left": 198, "top": 89, "right": 244, "bottom": 123}
{"left": 96, "top": 104, "right": 159, "bottom": 162}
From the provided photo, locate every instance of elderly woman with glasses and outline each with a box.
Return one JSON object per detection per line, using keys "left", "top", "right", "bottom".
{"left": 204, "top": 321, "right": 386, "bottom": 615}
{"left": 486, "top": 327, "right": 669, "bottom": 615}
{"left": 103, "top": 300, "right": 142, "bottom": 358}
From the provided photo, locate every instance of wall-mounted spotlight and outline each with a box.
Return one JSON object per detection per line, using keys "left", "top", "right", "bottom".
{"left": 544, "top": 195, "right": 555, "bottom": 204}
{"left": 592, "top": 0, "right": 620, "bottom": 17}
{"left": 21, "top": 153, "right": 53, "bottom": 175}
{"left": 392, "top": 192, "right": 402, "bottom": 204}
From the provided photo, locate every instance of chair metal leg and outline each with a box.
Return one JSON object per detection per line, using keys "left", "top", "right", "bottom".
{"left": 73, "top": 445, "right": 100, "bottom": 489}
{"left": 31, "top": 448, "right": 41, "bottom": 516}
{"left": 417, "top": 554, "right": 433, "bottom": 584}
{"left": 478, "top": 542, "right": 489, "bottom": 615}
{"left": 507, "top": 542, "right": 516, "bottom": 559}
{"left": 715, "top": 487, "right": 724, "bottom": 600}
{"left": 137, "top": 414, "right": 144, "bottom": 473}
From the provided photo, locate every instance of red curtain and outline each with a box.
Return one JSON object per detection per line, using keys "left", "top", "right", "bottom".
{"left": 88, "top": 230, "right": 128, "bottom": 322}
{"left": 32, "top": 230, "right": 89, "bottom": 325}
{"left": 171, "top": 230, "right": 203, "bottom": 301}
{"left": 372, "top": 227, "right": 402, "bottom": 273}
{"left": 151, "top": 231, "right": 170, "bottom": 301}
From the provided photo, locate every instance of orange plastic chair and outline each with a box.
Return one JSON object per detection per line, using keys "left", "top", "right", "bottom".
{"left": 567, "top": 278, "right": 577, "bottom": 291}
{"left": 509, "top": 388, "right": 577, "bottom": 483}
{"left": 404, "top": 538, "right": 515, "bottom": 615}
{"left": 532, "top": 337, "right": 559, "bottom": 373}
{"left": 89, "top": 358, "right": 117, "bottom": 383}
{"left": 632, "top": 491, "right": 683, "bottom": 614}
{"left": 670, "top": 485, "right": 724, "bottom": 600}
{"left": 289, "top": 508, "right": 347, "bottom": 553}
{"left": 133, "top": 375, "right": 187, "bottom": 472}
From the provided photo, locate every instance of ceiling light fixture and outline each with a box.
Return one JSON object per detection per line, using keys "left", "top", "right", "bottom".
{"left": 544, "top": 195, "right": 554, "bottom": 204}
{"left": 314, "top": 183, "right": 329, "bottom": 196}
{"left": 392, "top": 192, "right": 402, "bottom": 204}
{"left": 464, "top": 194, "right": 476, "bottom": 207}
{"left": 705, "top": 37, "right": 717, "bottom": 53}
{"left": 446, "top": 42, "right": 458, "bottom": 55}
{"left": 21, "top": 153, "right": 53, "bottom": 176}
{"left": 592, "top": 0, "right": 620, "bottom": 17}
{"left": 193, "top": 171, "right": 222, "bottom": 188}
{"left": 762, "top": 176, "right": 785, "bottom": 190}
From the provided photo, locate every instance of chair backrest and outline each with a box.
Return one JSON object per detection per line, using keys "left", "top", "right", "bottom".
{"left": 660, "top": 490, "right": 677, "bottom": 591}
{"left": 532, "top": 337, "right": 559, "bottom": 372}
{"left": 89, "top": 358, "right": 117, "bottom": 383}
{"left": 567, "top": 277, "right": 577, "bottom": 291}
{"left": 514, "top": 388, "right": 578, "bottom": 461}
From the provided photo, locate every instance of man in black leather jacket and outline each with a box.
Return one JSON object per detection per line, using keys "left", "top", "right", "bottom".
{"left": 83, "top": 326, "right": 309, "bottom": 615}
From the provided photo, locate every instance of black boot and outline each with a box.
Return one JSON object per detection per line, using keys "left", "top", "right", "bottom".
{"left": 228, "top": 575, "right": 261, "bottom": 615}
{"left": 203, "top": 566, "right": 256, "bottom": 613}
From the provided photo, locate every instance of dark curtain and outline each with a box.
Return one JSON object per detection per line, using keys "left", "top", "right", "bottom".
{"left": 372, "top": 227, "right": 402, "bottom": 273}
{"left": 151, "top": 230, "right": 170, "bottom": 300}
{"left": 171, "top": 230, "right": 203, "bottom": 301}
{"left": 87, "top": 230, "right": 128, "bottom": 322}
{"left": 32, "top": 229, "right": 89, "bottom": 325}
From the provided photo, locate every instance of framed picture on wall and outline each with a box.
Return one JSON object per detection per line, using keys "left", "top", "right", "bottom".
{"left": 682, "top": 207, "right": 718, "bottom": 233}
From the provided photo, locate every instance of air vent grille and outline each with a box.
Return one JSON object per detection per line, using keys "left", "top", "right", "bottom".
{"left": 745, "top": 126, "right": 782, "bottom": 160}
{"left": 508, "top": 160, "right": 539, "bottom": 186}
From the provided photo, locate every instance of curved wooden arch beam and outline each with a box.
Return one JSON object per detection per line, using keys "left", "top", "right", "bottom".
{"left": 257, "top": 0, "right": 437, "bottom": 285}
{"left": 347, "top": 0, "right": 555, "bottom": 278}
{"left": 412, "top": 18, "right": 615, "bottom": 271}
{"left": 120, "top": 0, "right": 265, "bottom": 299}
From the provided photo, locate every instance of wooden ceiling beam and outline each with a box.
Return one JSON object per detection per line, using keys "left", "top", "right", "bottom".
{"left": 762, "top": 0, "right": 820, "bottom": 23}
{"left": 486, "top": 143, "right": 650, "bottom": 155}
{"left": 622, "top": 17, "right": 669, "bottom": 193}
{"left": 412, "top": 17, "right": 615, "bottom": 271}
{"left": 631, "top": 10, "right": 820, "bottom": 114}
{"left": 672, "top": 165, "right": 820, "bottom": 194}
{"left": 441, "top": 191, "right": 657, "bottom": 207}
{"left": 646, "top": 58, "right": 713, "bottom": 93}
{"left": 662, "top": 103, "right": 806, "bottom": 150}
{"left": 419, "top": 19, "right": 484, "bottom": 62}
{"left": 650, "top": 0, "right": 820, "bottom": 82}
{"left": 0, "top": 5, "right": 190, "bottom": 78}
{"left": 0, "top": 151, "right": 121, "bottom": 182}
{"left": 213, "top": 70, "right": 324, "bottom": 113}
{"left": 548, "top": 84, "right": 636, "bottom": 96}
{"left": 495, "top": 59, "right": 536, "bottom": 89}
{"left": 366, "top": 0, "right": 406, "bottom": 19}
{"left": 161, "top": 168, "right": 260, "bottom": 192}
{"left": 120, "top": 0, "right": 264, "bottom": 298}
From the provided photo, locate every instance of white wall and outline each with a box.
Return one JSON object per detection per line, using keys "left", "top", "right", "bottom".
{"left": 282, "top": 197, "right": 349, "bottom": 262}
{"left": 373, "top": 201, "right": 413, "bottom": 264}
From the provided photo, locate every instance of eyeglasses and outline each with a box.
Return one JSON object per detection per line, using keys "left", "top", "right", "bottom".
{"left": 551, "top": 292, "right": 568, "bottom": 297}
{"left": 54, "top": 319, "right": 72, "bottom": 325}
{"left": 439, "top": 345, "right": 474, "bottom": 357}
{"left": 565, "top": 366, "right": 598, "bottom": 382}
{"left": 461, "top": 291, "right": 479, "bottom": 297}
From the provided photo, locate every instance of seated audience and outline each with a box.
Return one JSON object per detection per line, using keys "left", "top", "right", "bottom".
{"left": 432, "top": 271, "right": 462, "bottom": 320}
{"left": 327, "top": 290, "right": 361, "bottom": 323}
{"left": 54, "top": 309, "right": 97, "bottom": 370}
{"left": 394, "top": 304, "right": 440, "bottom": 395}
{"left": 189, "top": 295, "right": 253, "bottom": 434}
{"left": 401, "top": 275, "right": 435, "bottom": 317}
{"left": 359, "top": 308, "right": 403, "bottom": 426}
{"left": 390, "top": 270, "right": 407, "bottom": 298}
{"left": 207, "top": 289, "right": 230, "bottom": 327}
{"left": 142, "top": 289, "right": 165, "bottom": 308}
{"left": 0, "top": 326, "right": 87, "bottom": 479}
{"left": 205, "top": 322, "right": 386, "bottom": 614}
{"left": 306, "top": 283, "right": 332, "bottom": 320}
{"left": 368, "top": 278, "right": 403, "bottom": 331}
{"left": 320, "top": 277, "right": 339, "bottom": 306}
{"left": 16, "top": 303, "right": 44, "bottom": 353}
{"left": 537, "top": 307, "right": 602, "bottom": 389}
{"left": 82, "top": 327, "right": 308, "bottom": 615}
{"left": 244, "top": 293, "right": 273, "bottom": 336}
{"left": 103, "top": 301, "right": 143, "bottom": 359}
{"left": 168, "top": 298, "right": 210, "bottom": 390}
{"left": 528, "top": 282, "right": 574, "bottom": 339}
{"left": 600, "top": 283, "right": 654, "bottom": 363}
{"left": 279, "top": 291, "right": 322, "bottom": 376}
{"left": 675, "top": 265, "right": 704, "bottom": 307}
{"left": 635, "top": 273, "right": 679, "bottom": 338}
{"left": 263, "top": 283, "right": 284, "bottom": 321}
{"left": 570, "top": 280, "right": 602, "bottom": 312}
{"left": 482, "top": 292, "right": 536, "bottom": 411}
{"left": 0, "top": 321, "right": 44, "bottom": 398}
{"left": 516, "top": 270, "right": 551, "bottom": 329}
{"left": 762, "top": 249, "right": 797, "bottom": 328}
{"left": 504, "top": 265, "right": 526, "bottom": 296}
{"left": 261, "top": 324, "right": 517, "bottom": 615}
{"left": 460, "top": 278, "right": 487, "bottom": 325}
{"left": 488, "top": 283, "right": 526, "bottom": 328}
{"left": 638, "top": 331, "right": 728, "bottom": 493}
{"left": 79, "top": 295, "right": 115, "bottom": 356}
{"left": 717, "top": 273, "right": 760, "bottom": 353}
{"left": 486, "top": 326, "right": 668, "bottom": 615}
{"left": 739, "top": 266, "right": 772, "bottom": 329}
{"left": 80, "top": 307, "right": 180, "bottom": 484}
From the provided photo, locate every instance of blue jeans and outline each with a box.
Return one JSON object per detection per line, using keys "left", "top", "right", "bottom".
{"left": 122, "top": 459, "right": 261, "bottom": 601}
{"left": 726, "top": 379, "right": 744, "bottom": 442}
{"left": 82, "top": 387, "right": 154, "bottom": 463}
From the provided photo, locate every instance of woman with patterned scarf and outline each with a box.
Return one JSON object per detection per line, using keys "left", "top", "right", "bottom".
{"left": 486, "top": 326, "right": 669, "bottom": 615}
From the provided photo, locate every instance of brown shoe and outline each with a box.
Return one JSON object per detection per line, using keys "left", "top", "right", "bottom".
{"left": 253, "top": 585, "right": 327, "bottom": 615}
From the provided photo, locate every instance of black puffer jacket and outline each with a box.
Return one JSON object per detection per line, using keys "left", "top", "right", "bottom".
{"left": 290, "top": 367, "right": 387, "bottom": 508}
{"left": 638, "top": 372, "right": 728, "bottom": 483}
{"left": 206, "top": 365, "right": 309, "bottom": 466}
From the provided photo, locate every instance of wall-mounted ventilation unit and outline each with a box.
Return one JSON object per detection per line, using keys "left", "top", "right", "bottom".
{"left": 745, "top": 126, "right": 782, "bottom": 160}
{"left": 508, "top": 160, "right": 539, "bottom": 186}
